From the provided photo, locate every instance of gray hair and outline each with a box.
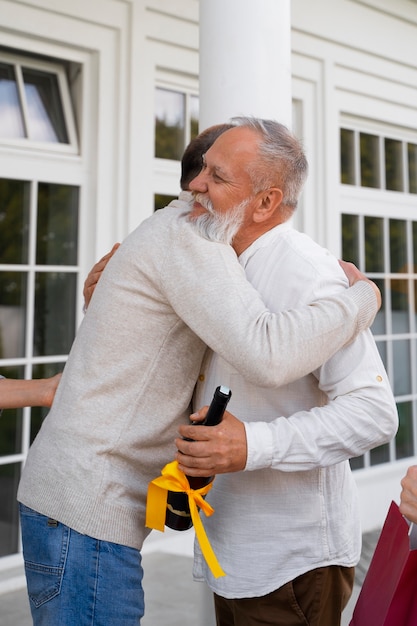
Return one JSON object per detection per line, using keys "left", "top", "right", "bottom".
{"left": 230, "top": 116, "right": 308, "bottom": 214}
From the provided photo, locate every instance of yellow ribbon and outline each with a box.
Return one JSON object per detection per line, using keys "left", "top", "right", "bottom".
{"left": 146, "top": 460, "right": 225, "bottom": 578}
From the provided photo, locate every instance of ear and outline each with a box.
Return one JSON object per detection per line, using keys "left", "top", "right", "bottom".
{"left": 252, "top": 188, "right": 283, "bottom": 223}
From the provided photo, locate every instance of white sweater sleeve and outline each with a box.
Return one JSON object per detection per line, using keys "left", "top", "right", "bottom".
{"left": 160, "top": 218, "right": 378, "bottom": 389}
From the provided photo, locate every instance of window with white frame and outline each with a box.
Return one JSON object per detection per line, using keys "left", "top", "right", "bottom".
{"left": 154, "top": 86, "right": 198, "bottom": 161}
{"left": 0, "top": 50, "right": 78, "bottom": 151}
{"left": 0, "top": 48, "right": 80, "bottom": 558}
{"left": 340, "top": 123, "right": 417, "bottom": 470}
{"left": 153, "top": 85, "right": 199, "bottom": 212}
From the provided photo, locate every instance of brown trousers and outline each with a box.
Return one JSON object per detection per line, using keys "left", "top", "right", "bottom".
{"left": 213, "top": 565, "right": 355, "bottom": 626}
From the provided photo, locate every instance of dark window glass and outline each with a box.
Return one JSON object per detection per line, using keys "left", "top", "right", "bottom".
{"left": 0, "top": 178, "right": 30, "bottom": 264}
{"left": 385, "top": 138, "right": 403, "bottom": 191}
{"left": 371, "top": 279, "right": 386, "bottom": 335}
{"left": 408, "top": 143, "right": 417, "bottom": 194}
{"left": 360, "top": 133, "right": 380, "bottom": 188}
{"left": 340, "top": 129, "right": 355, "bottom": 185}
{"left": 364, "top": 216, "right": 384, "bottom": 272}
{"left": 190, "top": 95, "right": 199, "bottom": 141}
{"left": 0, "top": 365, "right": 24, "bottom": 456}
{"left": 341, "top": 213, "right": 360, "bottom": 265}
{"left": 36, "top": 183, "right": 79, "bottom": 265}
{"left": 155, "top": 88, "right": 185, "bottom": 160}
{"left": 413, "top": 222, "right": 417, "bottom": 271}
{"left": 389, "top": 219, "right": 407, "bottom": 273}
{"left": 22, "top": 68, "right": 68, "bottom": 143}
{"left": 154, "top": 194, "right": 177, "bottom": 212}
{"left": 395, "top": 401, "right": 413, "bottom": 460}
{"left": 390, "top": 279, "right": 409, "bottom": 333}
{"left": 0, "top": 463, "right": 21, "bottom": 556}
{"left": 370, "top": 443, "right": 390, "bottom": 466}
{"left": 0, "top": 272, "right": 27, "bottom": 359}
{"left": 34, "top": 272, "right": 77, "bottom": 356}
{"left": 392, "top": 339, "right": 411, "bottom": 395}
{"left": 350, "top": 456, "right": 364, "bottom": 471}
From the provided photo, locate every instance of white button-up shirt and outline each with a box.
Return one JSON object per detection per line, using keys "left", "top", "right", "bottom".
{"left": 193, "top": 222, "right": 398, "bottom": 599}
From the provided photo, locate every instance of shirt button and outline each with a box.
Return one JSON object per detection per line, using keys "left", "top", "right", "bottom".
{"left": 376, "top": 375, "right": 383, "bottom": 382}
{"left": 198, "top": 374, "right": 205, "bottom": 382}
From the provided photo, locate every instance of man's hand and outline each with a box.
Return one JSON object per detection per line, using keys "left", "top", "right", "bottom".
{"left": 175, "top": 409, "right": 248, "bottom": 476}
{"left": 83, "top": 243, "right": 120, "bottom": 310}
{"left": 400, "top": 465, "right": 417, "bottom": 524}
{"left": 339, "top": 260, "right": 381, "bottom": 310}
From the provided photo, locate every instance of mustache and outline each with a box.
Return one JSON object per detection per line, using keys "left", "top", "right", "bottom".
{"left": 192, "top": 193, "right": 214, "bottom": 213}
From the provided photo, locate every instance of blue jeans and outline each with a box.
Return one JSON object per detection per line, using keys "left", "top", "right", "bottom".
{"left": 19, "top": 504, "right": 144, "bottom": 625}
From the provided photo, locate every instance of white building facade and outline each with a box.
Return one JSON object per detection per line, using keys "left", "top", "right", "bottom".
{"left": 0, "top": 0, "right": 416, "bottom": 591}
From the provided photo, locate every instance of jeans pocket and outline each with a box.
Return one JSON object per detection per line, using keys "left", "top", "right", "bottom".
{"left": 19, "top": 504, "right": 69, "bottom": 608}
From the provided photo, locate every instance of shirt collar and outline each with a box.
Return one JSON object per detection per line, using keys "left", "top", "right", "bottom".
{"left": 239, "top": 221, "right": 292, "bottom": 268}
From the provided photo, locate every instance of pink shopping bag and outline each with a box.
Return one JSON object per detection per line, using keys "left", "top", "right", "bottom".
{"left": 350, "top": 501, "right": 417, "bottom": 625}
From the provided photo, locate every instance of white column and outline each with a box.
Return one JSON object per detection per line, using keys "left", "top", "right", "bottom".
{"left": 199, "top": 0, "right": 292, "bottom": 130}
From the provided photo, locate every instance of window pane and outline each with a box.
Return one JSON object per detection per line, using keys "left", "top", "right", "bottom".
{"left": 391, "top": 279, "right": 409, "bottom": 333}
{"left": 36, "top": 183, "right": 79, "bottom": 265}
{"left": 341, "top": 214, "right": 360, "bottom": 265}
{"left": 0, "top": 272, "right": 27, "bottom": 358}
{"left": 371, "top": 279, "right": 386, "bottom": 334}
{"left": 360, "top": 133, "right": 380, "bottom": 188}
{"left": 340, "top": 129, "right": 355, "bottom": 185}
{"left": 22, "top": 68, "right": 68, "bottom": 143}
{"left": 385, "top": 138, "right": 403, "bottom": 191}
{"left": 0, "top": 63, "right": 25, "bottom": 138}
{"left": 0, "top": 365, "right": 24, "bottom": 456}
{"left": 415, "top": 281, "right": 417, "bottom": 329}
{"left": 0, "top": 178, "right": 30, "bottom": 264}
{"left": 30, "top": 362, "right": 64, "bottom": 443}
{"left": 155, "top": 88, "right": 185, "bottom": 160}
{"left": 392, "top": 339, "right": 411, "bottom": 395}
{"left": 409, "top": 143, "right": 417, "bottom": 194}
{"left": 0, "top": 463, "right": 20, "bottom": 557}
{"left": 154, "top": 194, "right": 177, "bottom": 212}
{"left": 389, "top": 219, "right": 407, "bottom": 273}
{"left": 365, "top": 216, "right": 384, "bottom": 272}
{"left": 34, "top": 272, "right": 77, "bottom": 356}
{"left": 395, "top": 401, "right": 414, "bottom": 460}
{"left": 350, "top": 456, "right": 364, "bottom": 471}
{"left": 190, "top": 95, "right": 199, "bottom": 141}
{"left": 370, "top": 443, "right": 390, "bottom": 466}
{"left": 413, "top": 222, "right": 417, "bottom": 269}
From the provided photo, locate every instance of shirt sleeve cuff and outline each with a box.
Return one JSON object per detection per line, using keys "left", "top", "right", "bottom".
{"left": 244, "top": 421, "right": 274, "bottom": 471}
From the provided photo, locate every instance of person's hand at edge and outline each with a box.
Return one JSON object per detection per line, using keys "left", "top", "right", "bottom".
{"left": 339, "top": 260, "right": 381, "bottom": 310}
{"left": 83, "top": 243, "right": 120, "bottom": 310}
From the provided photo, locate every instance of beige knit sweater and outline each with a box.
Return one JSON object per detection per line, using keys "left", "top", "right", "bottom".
{"left": 18, "top": 194, "right": 377, "bottom": 549}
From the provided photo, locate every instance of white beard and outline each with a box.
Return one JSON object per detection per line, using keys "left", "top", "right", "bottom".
{"left": 187, "top": 194, "right": 248, "bottom": 245}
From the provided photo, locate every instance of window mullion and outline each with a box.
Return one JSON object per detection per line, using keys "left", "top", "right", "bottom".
{"left": 25, "top": 180, "right": 38, "bottom": 361}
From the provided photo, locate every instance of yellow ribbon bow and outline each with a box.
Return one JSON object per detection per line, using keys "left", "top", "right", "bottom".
{"left": 146, "top": 460, "right": 225, "bottom": 578}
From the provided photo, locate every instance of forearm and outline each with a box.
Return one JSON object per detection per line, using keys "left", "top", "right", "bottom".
{"left": 0, "top": 375, "right": 61, "bottom": 409}
{"left": 245, "top": 331, "right": 398, "bottom": 471}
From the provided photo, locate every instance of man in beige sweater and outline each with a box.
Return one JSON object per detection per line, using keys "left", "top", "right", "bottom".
{"left": 18, "top": 123, "right": 380, "bottom": 626}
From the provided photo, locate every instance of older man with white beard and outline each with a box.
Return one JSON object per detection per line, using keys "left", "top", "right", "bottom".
{"left": 176, "top": 117, "right": 398, "bottom": 626}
